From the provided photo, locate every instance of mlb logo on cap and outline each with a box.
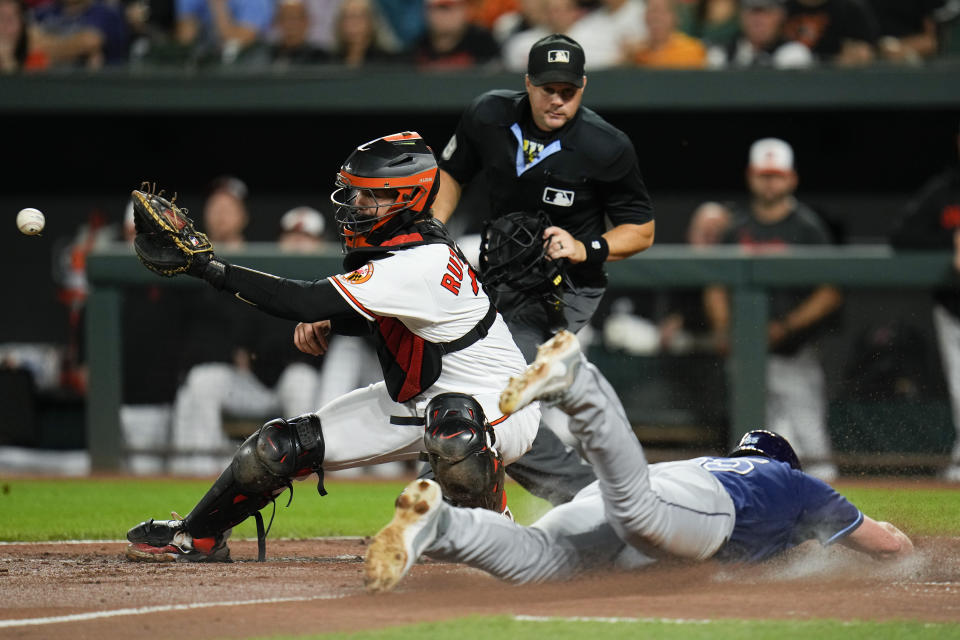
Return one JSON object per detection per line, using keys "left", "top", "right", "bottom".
{"left": 527, "top": 34, "right": 585, "bottom": 87}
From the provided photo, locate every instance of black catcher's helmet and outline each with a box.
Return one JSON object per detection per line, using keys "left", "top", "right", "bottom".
{"left": 330, "top": 132, "right": 440, "bottom": 250}
{"left": 728, "top": 429, "right": 802, "bottom": 470}
{"left": 479, "top": 210, "right": 566, "bottom": 295}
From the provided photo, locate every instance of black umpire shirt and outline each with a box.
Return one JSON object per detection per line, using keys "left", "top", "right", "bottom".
{"left": 439, "top": 89, "right": 654, "bottom": 288}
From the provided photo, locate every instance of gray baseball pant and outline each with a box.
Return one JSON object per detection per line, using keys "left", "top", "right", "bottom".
{"left": 424, "top": 356, "right": 736, "bottom": 583}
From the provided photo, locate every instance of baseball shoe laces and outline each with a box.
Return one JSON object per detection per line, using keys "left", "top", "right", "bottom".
{"left": 499, "top": 329, "right": 582, "bottom": 415}
{"left": 364, "top": 479, "right": 444, "bottom": 593}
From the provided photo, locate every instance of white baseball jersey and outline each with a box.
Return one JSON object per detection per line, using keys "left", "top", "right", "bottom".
{"left": 317, "top": 243, "right": 541, "bottom": 470}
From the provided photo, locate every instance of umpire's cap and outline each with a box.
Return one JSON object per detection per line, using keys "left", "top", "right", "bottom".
{"left": 527, "top": 34, "right": 585, "bottom": 87}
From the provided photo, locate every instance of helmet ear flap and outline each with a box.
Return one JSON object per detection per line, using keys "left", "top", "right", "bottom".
{"left": 422, "top": 175, "right": 440, "bottom": 213}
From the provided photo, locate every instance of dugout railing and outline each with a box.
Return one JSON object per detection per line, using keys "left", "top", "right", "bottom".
{"left": 85, "top": 245, "right": 958, "bottom": 471}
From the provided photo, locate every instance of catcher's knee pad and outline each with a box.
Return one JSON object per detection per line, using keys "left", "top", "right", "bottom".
{"left": 423, "top": 393, "right": 506, "bottom": 513}
{"left": 183, "top": 414, "right": 326, "bottom": 539}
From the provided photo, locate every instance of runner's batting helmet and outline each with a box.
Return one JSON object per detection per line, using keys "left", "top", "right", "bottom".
{"left": 728, "top": 429, "right": 802, "bottom": 470}
{"left": 331, "top": 132, "right": 440, "bottom": 250}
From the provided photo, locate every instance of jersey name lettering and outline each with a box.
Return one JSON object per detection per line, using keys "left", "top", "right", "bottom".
{"left": 440, "top": 247, "right": 479, "bottom": 296}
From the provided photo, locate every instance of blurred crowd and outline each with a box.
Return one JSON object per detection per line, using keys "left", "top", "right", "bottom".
{"left": 1, "top": 0, "right": 959, "bottom": 73}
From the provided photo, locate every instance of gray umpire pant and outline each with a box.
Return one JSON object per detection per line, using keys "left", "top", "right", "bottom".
{"left": 493, "top": 285, "right": 604, "bottom": 505}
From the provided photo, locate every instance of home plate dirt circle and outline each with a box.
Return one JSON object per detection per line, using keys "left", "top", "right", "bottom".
{"left": 1, "top": 535, "right": 958, "bottom": 640}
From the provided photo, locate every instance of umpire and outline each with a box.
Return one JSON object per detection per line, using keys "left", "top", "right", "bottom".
{"left": 434, "top": 33, "right": 656, "bottom": 504}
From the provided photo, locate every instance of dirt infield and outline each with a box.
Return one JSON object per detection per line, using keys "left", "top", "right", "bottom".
{"left": 1, "top": 534, "right": 958, "bottom": 640}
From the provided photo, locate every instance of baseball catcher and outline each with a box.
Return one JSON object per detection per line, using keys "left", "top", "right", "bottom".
{"left": 124, "top": 132, "right": 541, "bottom": 563}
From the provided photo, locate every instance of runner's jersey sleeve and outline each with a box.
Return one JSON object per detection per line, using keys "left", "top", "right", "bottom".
{"left": 701, "top": 456, "right": 862, "bottom": 562}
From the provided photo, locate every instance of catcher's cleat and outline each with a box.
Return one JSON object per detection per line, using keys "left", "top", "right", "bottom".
{"left": 125, "top": 513, "right": 231, "bottom": 563}
{"left": 364, "top": 479, "right": 444, "bottom": 594}
{"left": 499, "top": 330, "right": 582, "bottom": 415}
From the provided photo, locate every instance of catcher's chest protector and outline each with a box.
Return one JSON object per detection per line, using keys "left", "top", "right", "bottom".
{"left": 358, "top": 223, "right": 495, "bottom": 402}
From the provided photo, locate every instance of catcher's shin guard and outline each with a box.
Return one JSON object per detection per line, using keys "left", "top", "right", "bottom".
{"left": 182, "top": 414, "right": 326, "bottom": 560}
{"left": 422, "top": 393, "right": 507, "bottom": 513}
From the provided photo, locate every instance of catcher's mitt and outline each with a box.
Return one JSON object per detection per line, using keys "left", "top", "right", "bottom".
{"left": 130, "top": 183, "right": 213, "bottom": 277}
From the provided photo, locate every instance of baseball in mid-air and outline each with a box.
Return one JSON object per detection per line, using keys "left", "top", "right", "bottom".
{"left": 16, "top": 208, "right": 45, "bottom": 235}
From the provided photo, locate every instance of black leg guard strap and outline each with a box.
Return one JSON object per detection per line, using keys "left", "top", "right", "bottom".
{"left": 183, "top": 414, "right": 326, "bottom": 559}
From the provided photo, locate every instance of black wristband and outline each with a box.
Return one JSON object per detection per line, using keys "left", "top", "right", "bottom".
{"left": 189, "top": 254, "right": 227, "bottom": 290}
{"left": 582, "top": 236, "right": 610, "bottom": 264}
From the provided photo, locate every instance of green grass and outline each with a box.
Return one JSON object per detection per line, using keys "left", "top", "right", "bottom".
{"left": 2, "top": 480, "right": 955, "bottom": 639}
{"left": 253, "top": 616, "right": 959, "bottom": 640}
{"left": 837, "top": 486, "right": 960, "bottom": 536}
{"left": 0, "top": 476, "right": 552, "bottom": 541}
{"left": 0, "top": 477, "right": 955, "bottom": 542}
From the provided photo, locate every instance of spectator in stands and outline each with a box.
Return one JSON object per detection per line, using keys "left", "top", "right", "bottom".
{"left": 708, "top": 0, "right": 814, "bottom": 68}
{"left": 575, "top": 0, "right": 649, "bottom": 67}
{"left": 0, "top": 0, "right": 47, "bottom": 71}
{"left": 376, "top": 0, "right": 425, "bottom": 49}
{"left": 174, "top": 0, "right": 274, "bottom": 65}
{"left": 122, "top": 0, "right": 176, "bottom": 44}
{"left": 705, "top": 138, "right": 843, "bottom": 482}
{"left": 503, "top": 0, "right": 623, "bottom": 70}
{"left": 277, "top": 205, "right": 327, "bottom": 252}
{"left": 411, "top": 0, "right": 500, "bottom": 70}
{"left": 30, "top": 0, "right": 130, "bottom": 69}
{"left": 869, "top": 0, "right": 944, "bottom": 63}
{"left": 329, "top": 0, "right": 400, "bottom": 68}
{"left": 783, "top": 0, "right": 880, "bottom": 66}
{"left": 677, "top": 0, "right": 741, "bottom": 49}
{"left": 631, "top": 0, "right": 707, "bottom": 68}
{"left": 687, "top": 201, "right": 734, "bottom": 246}
{"left": 468, "top": 0, "right": 518, "bottom": 31}
{"left": 492, "top": 0, "right": 545, "bottom": 44}
{"left": 266, "top": 0, "right": 344, "bottom": 54}
{"left": 888, "top": 121, "right": 960, "bottom": 483}
{"left": 658, "top": 202, "right": 734, "bottom": 354}
{"left": 201, "top": 175, "right": 248, "bottom": 249}
{"left": 169, "top": 184, "right": 328, "bottom": 476}
{"left": 269, "top": 0, "right": 329, "bottom": 67}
